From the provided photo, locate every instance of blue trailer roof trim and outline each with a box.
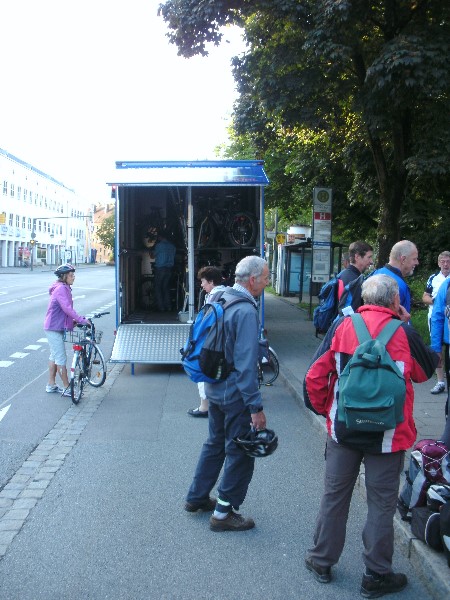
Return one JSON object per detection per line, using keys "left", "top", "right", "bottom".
{"left": 107, "top": 160, "right": 269, "bottom": 186}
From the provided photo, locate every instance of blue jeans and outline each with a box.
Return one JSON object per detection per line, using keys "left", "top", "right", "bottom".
{"left": 186, "top": 398, "right": 255, "bottom": 509}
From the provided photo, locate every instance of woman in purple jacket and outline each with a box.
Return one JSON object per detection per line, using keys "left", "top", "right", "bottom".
{"left": 43, "top": 264, "right": 90, "bottom": 396}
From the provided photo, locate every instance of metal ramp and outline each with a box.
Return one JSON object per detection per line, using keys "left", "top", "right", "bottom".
{"left": 110, "top": 324, "right": 190, "bottom": 364}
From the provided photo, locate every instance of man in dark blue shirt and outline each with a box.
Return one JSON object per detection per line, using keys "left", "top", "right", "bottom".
{"left": 152, "top": 233, "right": 176, "bottom": 311}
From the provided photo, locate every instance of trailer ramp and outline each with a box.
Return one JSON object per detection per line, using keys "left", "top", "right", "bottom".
{"left": 110, "top": 324, "right": 190, "bottom": 364}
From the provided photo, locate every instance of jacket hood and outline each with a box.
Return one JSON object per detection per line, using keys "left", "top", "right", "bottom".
{"left": 48, "top": 281, "right": 62, "bottom": 295}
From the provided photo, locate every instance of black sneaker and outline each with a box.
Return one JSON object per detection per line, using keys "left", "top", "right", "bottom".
{"left": 360, "top": 571, "right": 407, "bottom": 598}
{"left": 305, "top": 557, "right": 332, "bottom": 583}
{"left": 209, "top": 510, "right": 255, "bottom": 532}
{"left": 184, "top": 497, "right": 216, "bottom": 512}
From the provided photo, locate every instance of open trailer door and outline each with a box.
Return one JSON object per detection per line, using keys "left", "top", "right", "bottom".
{"left": 107, "top": 160, "right": 269, "bottom": 367}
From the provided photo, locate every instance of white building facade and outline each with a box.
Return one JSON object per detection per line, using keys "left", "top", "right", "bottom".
{"left": 0, "top": 147, "right": 91, "bottom": 268}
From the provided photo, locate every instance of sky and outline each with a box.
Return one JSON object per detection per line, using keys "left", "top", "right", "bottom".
{"left": 0, "top": 0, "right": 245, "bottom": 203}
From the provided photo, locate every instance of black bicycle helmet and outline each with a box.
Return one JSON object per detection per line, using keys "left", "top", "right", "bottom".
{"left": 233, "top": 428, "right": 278, "bottom": 458}
{"left": 54, "top": 263, "right": 75, "bottom": 277}
{"left": 426, "top": 484, "right": 450, "bottom": 512}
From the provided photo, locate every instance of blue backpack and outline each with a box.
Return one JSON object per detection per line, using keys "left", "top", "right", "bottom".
{"left": 313, "top": 277, "right": 340, "bottom": 335}
{"left": 180, "top": 290, "right": 254, "bottom": 383}
{"left": 338, "top": 273, "right": 365, "bottom": 317}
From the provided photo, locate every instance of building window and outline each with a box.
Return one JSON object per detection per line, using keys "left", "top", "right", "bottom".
{"left": 3, "top": 181, "right": 7, "bottom": 195}
{"left": 16, "top": 215, "right": 20, "bottom": 227}
{"left": 17, "top": 186, "right": 21, "bottom": 200}
{"left": 22, "top": 216, "right": 26, "bottom": 229}
{"left": 10, "top": 184, "right": 15, "bottom": 198}
{"left": 38, "top": 220, "right": 42, "bottom": 232}
{"left": 9, "top": 213, "right": 13, "bottom": 226}
{"left": 28, "top": 218, "right": 32, "bottom": 230}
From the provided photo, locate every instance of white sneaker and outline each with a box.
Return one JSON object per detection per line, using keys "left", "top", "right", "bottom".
{"left": 60, "top": 388, "right": 72, "bottom": 398}
{"left": 430, "top": 382, "right": 445, "bottom": 395}
{"left": 46, "top": 384, "right": 63, "bottom": 393}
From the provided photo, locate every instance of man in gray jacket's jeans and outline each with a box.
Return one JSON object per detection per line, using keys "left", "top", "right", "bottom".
{"left": 185, "top": 256, "right": 269, "bottom": 531}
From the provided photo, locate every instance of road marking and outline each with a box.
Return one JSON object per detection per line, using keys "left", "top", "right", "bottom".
{"left": 22, "top": 292, "right": 48, "bottom": 300}
{"left": 72, "top": 295, "right": 86, "bottom": 300}
{"left": 24, "top": 345, "right": 41, "bottom": 350}
{"left": 37, "top": 338, "right": 48, "bottom": 343}
{"left": 10, "top": 352, "right": 29, "bottom": 359}
{"left": 0, "top": 361, "right": 14, "bottom": 368}
{"left": 0, "top": 300, "right": 18, "bottom": 306}
{"left": 0, "top": 404, "right": 11, "bottom": 422}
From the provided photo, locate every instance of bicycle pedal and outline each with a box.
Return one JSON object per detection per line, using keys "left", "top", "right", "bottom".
{"left": 93, "top": 360, "right": 100, "bottom": 364}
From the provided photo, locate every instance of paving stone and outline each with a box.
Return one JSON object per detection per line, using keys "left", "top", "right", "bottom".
{"left": 11, "top": 498, "right": 38, "bottom": 510}
{"left": 5, "top": 509, "right": 30, "bottom": 520}
{"left": 20, "top": 489, "right": 45, "bottom": 499}
{"left": 0, "top": 530, "right": 19, "bottom": 545}
{"left": 0, "top": 520, "right": 23, "bottom": 532}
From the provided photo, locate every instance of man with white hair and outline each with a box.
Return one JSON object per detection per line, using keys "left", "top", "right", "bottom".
{"left": 304, "top": 274, "right": 438, "bottom": 597}
{"left": 185, "top": 255, "right": 269, "bottom": 532}
{"left": 371, "top": 240, "right": 419, "bottom": 314}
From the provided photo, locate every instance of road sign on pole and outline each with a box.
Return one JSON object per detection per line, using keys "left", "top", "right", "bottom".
{"left": 312, "top": 188, "right": 332, "bottom": 282}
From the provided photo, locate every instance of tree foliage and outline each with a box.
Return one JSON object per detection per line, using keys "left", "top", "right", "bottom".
{"left": 159, "top": 1, "right": 450, "bottom": 267}
{"left": 95, "top": 214, "right": 115, "bottom": 253}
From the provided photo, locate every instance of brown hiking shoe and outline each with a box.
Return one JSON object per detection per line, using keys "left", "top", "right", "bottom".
{"left": 305, "top": 557, "right": 332, "bottom": 583}
{"left": 184, "top": 497, "right": 216, "bottom": 513}
{"left": 210, "top": 511, "right": 255, "bottom": 532}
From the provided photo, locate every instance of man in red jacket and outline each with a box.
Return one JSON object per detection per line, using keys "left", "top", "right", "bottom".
{"left": 304, "top": 274, "right": 438, "bottom": 598}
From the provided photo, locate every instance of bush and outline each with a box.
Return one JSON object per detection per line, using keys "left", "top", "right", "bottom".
{"left": 409, "top": 275, "right": 429, "bottom": 343}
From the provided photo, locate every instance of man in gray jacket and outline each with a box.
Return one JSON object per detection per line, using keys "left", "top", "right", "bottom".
{"left": 184, "top": 256, "right": 269, "bottom": 531}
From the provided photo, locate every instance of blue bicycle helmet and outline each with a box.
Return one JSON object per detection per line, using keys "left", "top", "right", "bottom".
{"left": 54, "top": 263, "right": 76, "bottom": 277}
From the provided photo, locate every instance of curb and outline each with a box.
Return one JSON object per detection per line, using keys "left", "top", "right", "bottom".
{"left": 277, "top": 363, "right": 450, "bottom": 600}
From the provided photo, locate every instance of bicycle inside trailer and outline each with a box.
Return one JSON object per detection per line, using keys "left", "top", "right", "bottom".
{"left": 108, "top": 161, "right": 269, "bottom": 368}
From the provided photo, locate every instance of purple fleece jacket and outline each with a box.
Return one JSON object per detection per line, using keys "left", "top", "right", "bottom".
{"left": 43, "top": 281, "right": 89, "bottom": 331}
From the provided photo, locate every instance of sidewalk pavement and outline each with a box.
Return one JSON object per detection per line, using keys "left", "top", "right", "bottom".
{"left": 0, "top": 262, "right": 109, "bottom": 275}
{"left": 263, "top": 292, "right": 450, "bottom": 599}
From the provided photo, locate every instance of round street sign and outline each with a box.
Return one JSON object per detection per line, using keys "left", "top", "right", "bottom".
{"left": 276, "top": 234, "right": 285, "bottom": 244}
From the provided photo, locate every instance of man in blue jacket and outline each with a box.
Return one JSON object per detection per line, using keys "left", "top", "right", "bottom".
{"left": 430, "top": 277, "right": 450, "bottom": 445}
{"left": 184, "top": 256, "right": 269, "bottom": 531}
{"left": 372, "top": 240, "right": 419, "bottom": 315}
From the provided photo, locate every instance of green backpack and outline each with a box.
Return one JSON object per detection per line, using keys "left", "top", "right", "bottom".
{"left": 337, "top": 314, "right": 406, "bottom": 432}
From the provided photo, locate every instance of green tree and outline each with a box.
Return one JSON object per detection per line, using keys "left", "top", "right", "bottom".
{"left": 159, "top": 1, "right": 450, "bottom": 266}
{"left": 95, "top": 214, "right": 115, "bottom": 253}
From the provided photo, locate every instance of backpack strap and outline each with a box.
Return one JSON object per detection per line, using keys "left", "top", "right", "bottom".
{"left": 375, "top": 319, "right": 403, "bottom": 346}
{"left": 350, "top": 313, "right": 371, "bottom": 344}
{"left": 350, "top": 313, "right": 403, "bottom": 346}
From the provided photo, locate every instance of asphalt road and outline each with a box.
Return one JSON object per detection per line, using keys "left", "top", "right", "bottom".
{"left": 0, "top": 266, "right": 116, "bottom": 490}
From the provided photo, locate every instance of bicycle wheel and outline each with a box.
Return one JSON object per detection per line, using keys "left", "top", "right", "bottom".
{"left": 70, "top": 353, "right": 84, "bottom": 404}
{"left": 86, "top": 343, "right": 107, "bottom": 387}
{"left": 196, "top": 216, "right": 215, "bottom": 248}
{"left": 228, "top": 212, "right": 257, "bottom": 247}
{"left": 260, "top": 348, "right": 280, "bottom": 386}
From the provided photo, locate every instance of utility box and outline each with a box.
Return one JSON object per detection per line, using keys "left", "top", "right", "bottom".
{"left": 107, "top": 160, "right": 269, "bottom": 367}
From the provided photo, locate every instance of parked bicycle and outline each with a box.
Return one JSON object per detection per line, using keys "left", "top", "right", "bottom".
{"left": 65, "top": 312, "right": 109, "bottom": 404}
{"left": 258, "top": 338, "right": 280, "bottom": 387}
{"left": 196, "top": 206, "right": 257, "bottom": 248}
